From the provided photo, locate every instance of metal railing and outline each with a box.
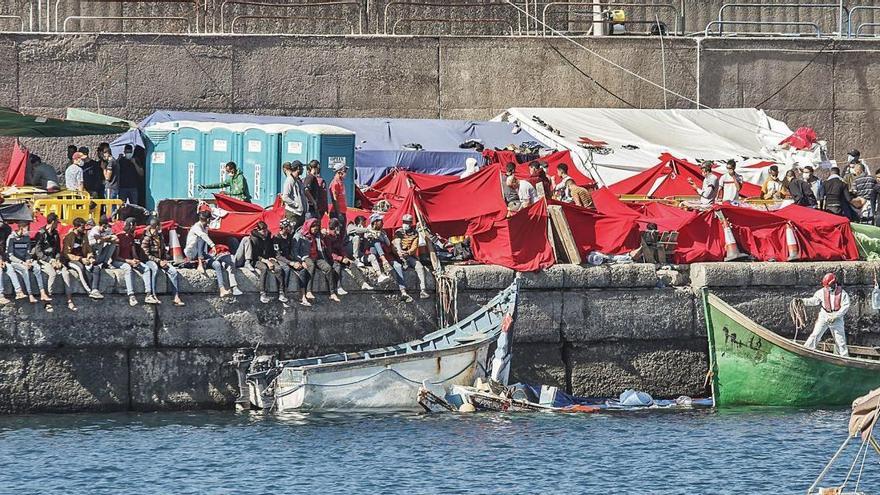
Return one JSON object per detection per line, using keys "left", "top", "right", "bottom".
{"left": 219, "top": 0, "right": 363, "bottom": 34}
{"left": 0, "top": 14, "right": 25, "bottom": 31}
{"left": 705, "top": 20, "right": 822, "bottom": 37}
{"left": 849, "top": 5, "right": 880, "bottom": 37}
{"left": 390, "top": 16, "right": 514, "bottom": 35}
{"left": 62, "top": 15, "right": 192, "bottom": 32}
{"left": 541, "top": 2, "right": 681, "bottom": 36}
{"left": 715, "top": 2, "right": 848, "bottom": 37}
{"left": 53, "top": 0, "right": 202, "bottom": 33}
{"left": 383, "top": 1, "right": 515, "bottom": 35}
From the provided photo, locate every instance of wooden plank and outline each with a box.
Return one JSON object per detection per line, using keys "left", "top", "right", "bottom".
{"left": 547, "top": 205, "right": 582, "bottom": 265}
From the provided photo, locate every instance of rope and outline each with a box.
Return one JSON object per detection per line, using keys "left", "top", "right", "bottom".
{"left": 436, "top": 272, "right": 459, "bottom": 328}
{"left": 789, "top": 298, "right": 808, "bottom": 342}
{"left": 753, "top": 38, "right": 835, "bottom": 108}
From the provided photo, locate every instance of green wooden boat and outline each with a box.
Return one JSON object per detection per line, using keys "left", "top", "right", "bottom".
{"left": 703, "top": 289, "right": 880, "bottom": 407}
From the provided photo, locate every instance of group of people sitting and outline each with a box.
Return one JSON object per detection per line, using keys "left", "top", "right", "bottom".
{"left": 502, "top": 161, "right": 596, "bottom": 212}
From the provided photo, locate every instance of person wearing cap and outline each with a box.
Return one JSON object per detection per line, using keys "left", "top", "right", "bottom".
{"left": 325, "top": 218, "right": 353, "bottom": 297}
{"left": 280, "top": 161, "right": 309, "bottom": 230}
{"left": 303, "top": 160, "right": 328, "bottom": 221}
{"left": 844, "top": 149, "right": 869, "bottom": 191}
{"left": 61, "top": 217, "right": 104, "bottom": 301}
{"left": 112, "top": 217, "right": 148, "bottom": 306}
{"left": 79, "top": 146, "right": 104, "bottom": 199}
{"left": 199, "top": 161, "right": 251, "bottom": 203}
{"left": 88, "top": 215, "right": 118, "bottom": 268}
{"left": 5, "top": 221, "right": 46, "bottom": 305}
{"left": 118, "top": 144, "right": 145, "bottom": 206}
{"left": 329, "top": 163, "right": 348, "bottom": 224}
{"left": 65, "top": 151, "right": 86, "bottom": 192}
{"left": 185, "top": 210, "right": 242, "bottom": 297}
{"left": 801, "top": 273, "right": 851, "bottom": 357}
{"left": 273, "top": 218, "right": 310, "bottom": 307}
{"left": 392, "top": 213, "right": 429, "bottom": 302}
{"left": 25, "top": 154, "right": 60, "bottom": 192}
{"left": 140, "top": 218, "right": 185, "bottom": 306}
{"left": 363, "top": 214, "right": 392, "bottom": 285}
{"left": 31, "top": 212, "right": 72, "bottom": 311}
{"left": 294, "top": 218, "right": 340, "bottom": 302}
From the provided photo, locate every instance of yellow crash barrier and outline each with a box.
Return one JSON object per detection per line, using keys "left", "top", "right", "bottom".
{"left": 33, "top": 198, "right": 123, "bottom": 224}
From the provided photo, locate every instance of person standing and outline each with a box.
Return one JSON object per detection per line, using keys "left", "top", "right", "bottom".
{"left": 140, "top": 218, "right": 185, "bottom": 306}
{"left": 801, "top": 273, "right": 851, "bottom": 357}
{"left": 553, "top": 163, "right": 575, "bottom": 202}
{"left": 687, "top": 163, "right": 719, "bottom": 206}
{"left": 184, "top": 211, "right": 241, "bottom": 297}
{"left": 821, "top": 166, "right": 853, "bottom": 217}
{"left": 720, "top": 160, "right": 743, "bottom": 203}
{"left": 101, "top": 146, "right": 119, "bottom": 200}
{"left": 760, "top": 165, "right": 783, "bottom": 200}
{"left": 843, "top": 149, "right": 869, "bottom": 193}
{"left": 61, "top": 217, "right": 104, "bottom": 300}
{"left": 803, "top": 166, "right": 824, "bottom": 205}
{"left": 787, "top": 166, "right": 818, "bottom": 208}
{"left": 527, "top": 161, "right": 551, "bottom": 198}
{"left": 280, "top": 161, "right": 308, "bottom": 229}
{"left": 118, "top": 144, "right": 145, "bottom": 205}
{"left": 329, "top": 164, "right": 348, "bottom": 225}
{"left": 199, "top": 161, "right": 251, "bottom": 203}
{"left": 303, "top": 160, "right": 328, "bottom": 221}
{"left": 79, "top": 147, "right": 104, "bottom": 199}
{"left": 5, "top": 221, "right": 44, "bottom": 304}
{"left": 65, "top": 152, "right": 86, "bottom": 193}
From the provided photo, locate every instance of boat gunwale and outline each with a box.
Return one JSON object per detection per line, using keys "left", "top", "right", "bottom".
{"left": 707, "top": 292, "right": 880, "bottom": 371}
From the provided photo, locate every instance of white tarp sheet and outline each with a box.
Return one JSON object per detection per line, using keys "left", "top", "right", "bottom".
{"left": 496, "top": 108, "right": 821, "bottom": 186}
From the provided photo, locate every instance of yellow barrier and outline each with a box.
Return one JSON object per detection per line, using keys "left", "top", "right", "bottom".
{"left": 1, "top": 186, "right": 90, "bottom": 203}
{"left": 33, "top": 198, "right": 124, "bottom": 224}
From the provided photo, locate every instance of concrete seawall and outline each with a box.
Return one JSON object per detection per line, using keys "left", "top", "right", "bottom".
{"left": 3, "top": 261, "right": 879, "bottom": 414}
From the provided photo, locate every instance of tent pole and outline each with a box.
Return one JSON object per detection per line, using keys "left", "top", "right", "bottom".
{"left": 657, "top": 14, "right": 668, "bottom": 109}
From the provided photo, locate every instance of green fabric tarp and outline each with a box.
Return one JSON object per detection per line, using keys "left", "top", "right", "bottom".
{"left": 851, "top": 222, "right": 880, "bottom": 260}
{"left": 65, "top": 108, "right": 136, "bottom": 129}
{"left": 0, "top": 107, "right": 130, "bottom": 137}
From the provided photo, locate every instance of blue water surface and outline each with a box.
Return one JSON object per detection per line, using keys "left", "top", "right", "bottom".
{"left": 0, "top": 408, "right": 876, "bottom": 494}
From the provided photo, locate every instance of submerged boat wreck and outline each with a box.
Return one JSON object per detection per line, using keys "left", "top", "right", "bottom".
{"left": 230, "top": 281, "right": 520, "bottom": 412}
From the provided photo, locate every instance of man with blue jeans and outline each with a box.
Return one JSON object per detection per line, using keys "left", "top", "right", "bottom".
{"left": 392, "top": 214, "right": 430, "bottom": 303}
{"left": 184, "top": 211, "right": 241, "bottom": 297}
{"left": 140, "top": 217, "right": 185, "bottom": 306}
{"left": 6, "top": 221, "right": 48, "bottom": 305}
{"left": 111, "top": 217, "right": 150, "bottom": 306}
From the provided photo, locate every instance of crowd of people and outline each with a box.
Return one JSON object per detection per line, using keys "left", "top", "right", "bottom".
{"left": 501, "top": 160, "right": 596, "bottom": 211}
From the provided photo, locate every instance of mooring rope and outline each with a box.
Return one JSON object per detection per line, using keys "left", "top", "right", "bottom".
{"left": 436, "top": 273, "right": 459, "bottom": 328}
{"left": 789, "top": 298, "right": 808, "bottom": 342}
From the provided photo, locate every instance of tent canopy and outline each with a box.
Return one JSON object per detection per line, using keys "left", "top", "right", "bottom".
{"left": 497, "top": 108, "right": 797, "bottom": 185}
{"left": 0, "top": 107, "right": 130, "bottom": 137}
{"left": 609, "top": 153, "right": 762, "bottom": 198}
{"left": 112, "top": 110, "right": 537, "bottom": 185}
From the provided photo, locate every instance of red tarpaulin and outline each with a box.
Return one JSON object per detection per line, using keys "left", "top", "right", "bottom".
{"left": 608, "top": 153, "right": 762, "bottom": 199}
{"left": 202, "top": 195, "right": 286, "bottom": 238}
{"left": 779, "top": 127, "right": 817, "bottom": 151}
{"left": 591, "top": 187, "right": 641, "bottom": 219}
{"left": 775, "top": 204, "right": 859, "bottom": 261}
{"left": 214, "top": 193, "right": 265, "bottom": 213}
{"left": 5, "top": 140, "right": 27, "bottom": 187}
{"left": 553, "top": 199, "right": 640, "bottom": 256}
{"left": 483, "top": 149, "right": 595, "bottom": 187}
{"left": 362, "top": 169, "right": 459, "bottom": 208}
{"left": 470, "top": 200, "right": 555, "bottom": 272}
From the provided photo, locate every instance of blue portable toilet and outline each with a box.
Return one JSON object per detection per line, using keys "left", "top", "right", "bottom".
{"left": 203, "top": 126, "right": 239, "bottom": 192}
{"left": 174, "top": 127, "right": 205, "bottom": 202}
{"left": 302, "top": 125, "right": 356, "bottom": 207}
{"left": 143, "top": 127, "right": 175, "bottom": 209}
{"left": 280, "top": 126, "right": 311, "bottom": 167}
{"left": 241, "top": 126, "right": 281, "bottom": 206}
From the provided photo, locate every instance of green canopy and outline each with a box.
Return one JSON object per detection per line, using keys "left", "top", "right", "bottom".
{"left": 65, "top": 108, "right": 136, "bottom": 128}
{"left": 851, "top": 222, "right": 880, "bottom": 260}
{"left": 0, "top": 107, "right": 130, "bottom": 137}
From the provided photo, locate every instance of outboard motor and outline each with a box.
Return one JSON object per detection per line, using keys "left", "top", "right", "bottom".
{"left": 229, "top": 348, "right": 254, "bottom": 411}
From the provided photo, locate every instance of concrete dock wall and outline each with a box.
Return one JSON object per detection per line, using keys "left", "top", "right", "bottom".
{"left": 3, "top": 261, "right": 879, "bottom": 414}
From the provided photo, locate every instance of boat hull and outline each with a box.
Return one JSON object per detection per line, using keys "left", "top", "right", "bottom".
{"left": 704, "top": 291, "right": 880, "bottom": 407}
{"left": 273, "top": 345, "right": 491, "bottom": 411}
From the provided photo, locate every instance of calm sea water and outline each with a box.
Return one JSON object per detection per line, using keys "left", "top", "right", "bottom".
{"left": 0, "top": 408, "right": 876, "bottom": 494}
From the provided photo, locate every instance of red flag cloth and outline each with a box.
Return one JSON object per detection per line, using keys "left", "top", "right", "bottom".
{"left": 591, "top": 187, "right": 641, "bottom": 218}
{"left": 483, "top": 149, "right": 595, "bottom": 189}
{"left": 674, "top": 210, "right": 725, "bottom": 263}
{"left": 213, "top": 193, "right": 264, "bottom": 213}
{"left": 608, "top": 153, "right": 761, "bottom": 199}
{"left": 470, "top": 200, "right": 555, "bottom": 272}
{"left": 779, "top": 127, "right": 817, "bottom": 150}
{"left": 5, "top": 141, "right": 27, "bottom": 187}
{"left": 362, "top": 169, "right": 459, "bottom": 206}
{"left": 775, "top": 204, "right": 859, "bottom": 261}
{"left": 553, "top": 200, "right": 640, "bottom": 256}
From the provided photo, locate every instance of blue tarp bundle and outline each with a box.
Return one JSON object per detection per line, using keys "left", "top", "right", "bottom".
{"left": 111, "top": 111, "right": 536, "bottom": 185}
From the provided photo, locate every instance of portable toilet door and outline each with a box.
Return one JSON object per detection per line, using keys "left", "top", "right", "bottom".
{"left": 242, "top": 128, "right": 280, "bottom": 207}
{"left": 172, "top": 127, "right": 205, "bottom": 201}
{"left": 143, "top": 127, "right": 175, "bottom": 209}
{"left": 204, "top": 127, "right": 239, "bottom": 195}
{"left": 310, "top": 131, "right": 356, "bottom": 207}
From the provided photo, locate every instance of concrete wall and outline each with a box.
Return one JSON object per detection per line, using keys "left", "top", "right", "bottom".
{"left": 0, "top": 34, "right": 877, "bottom": 178}
{"left": 3, "top": 261, "right": 880, "bottom": 413}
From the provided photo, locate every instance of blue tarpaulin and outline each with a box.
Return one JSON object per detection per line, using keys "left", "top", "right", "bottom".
{"left": 111, "top": 111, "right": 537, "bottom": 185}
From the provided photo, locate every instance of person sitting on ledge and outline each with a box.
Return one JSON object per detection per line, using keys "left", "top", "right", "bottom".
{"left": 247, "top": 221, "right": 287, "bottom": 305}
{"left": 273, "top": 218, "right": 311, "bottom": 307}
{"left": 111, "top": 217, "right": 149, "bottom": 307}
{"left": 61, "top": 217, "right": 104, "bottom": 302}
{"left": 184, "top": 210, "right": 241, "bottom": 298}
{"left": 140, "top": 217, "right": 185, "bottom": 307}
{"left": 294, "top": 218, "right": 340, "bottom": 303}
{"left": 31, "top": 213, "right": 72, "bottom": 312}
{"left": 362, "top": 214, "right": 392, "bottom": 286}
{"left": 392, "top": 213, "right": 430, "bottom": 303}
{"left": 325, "top": 218, "right": 354, "bottom": 297}
{"left": 6, "top": 220, "right": 46, "bottom": 305}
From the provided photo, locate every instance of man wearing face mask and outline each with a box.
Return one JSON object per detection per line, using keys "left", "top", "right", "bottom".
{"left": 787, "top": 166, "right": 818, "bottom": 208}
{"left": 118, "top": 144, "right": 145, "bottom": 206}
{"left": 843, "top": 149, "right": 869, "bottom": 193}
{"left": 392, "top": 214, "right": 429, "bottom": 302}
{"left": 79, "top": 147, "right": 103, "bottom": 199}
{"left": 801, "top": 273, "right": 850, "bottom": 357}
{"left": 822, "top": 166, "right": 854, "bottom": 218}
{"left": 65, "top": 151, "right": 86, "bottom": 192}
{"left": 802, "top": 166, "right": 824, "bottom": 204}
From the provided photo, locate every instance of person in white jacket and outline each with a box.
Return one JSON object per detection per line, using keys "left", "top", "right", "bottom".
{"left": 802, "top": 272, "right": 851, "bottom": 357}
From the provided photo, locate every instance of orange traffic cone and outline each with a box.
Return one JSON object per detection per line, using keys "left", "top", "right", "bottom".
{"left": 715, "top": 212, "right": 747, "bottom": 261}
{"left": 785, "top": 223, "right": 800, "bottom": 261}
{"left": 168, "top": 228, "right": 185, "bottom": 263}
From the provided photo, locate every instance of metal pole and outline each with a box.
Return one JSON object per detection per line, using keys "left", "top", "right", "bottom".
{"left": 657, "top": 14, "right": 668, "bottom": 109}
{"left": 839, "top": 0, "right": 845, "bottom": 37}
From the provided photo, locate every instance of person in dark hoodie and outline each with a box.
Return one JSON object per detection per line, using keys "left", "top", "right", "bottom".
{"left": 822, "top": 166, "right": 854, "bottom": 218}
{"left": 786, "top": 166, "right": 818, "bottom": 208}
{"left": 293, "top": 218, "right": 340, "bottom": 303}
{"left": 79, "top": 147, "right": 104, "bottom": 199}
{"left": 246, "top": 221, "right": 287, "bottom": 304}
{"left": 273, "top": 218, "right": 310, "bottom": 307}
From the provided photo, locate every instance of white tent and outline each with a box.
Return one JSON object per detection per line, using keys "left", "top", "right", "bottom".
{"left": 497, "top": 108, "right": 825, "bottom": 186}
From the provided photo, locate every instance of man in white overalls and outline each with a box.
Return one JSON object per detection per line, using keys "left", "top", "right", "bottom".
{"left": 802, "top": 272, "right": 851, "bottom": 357}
